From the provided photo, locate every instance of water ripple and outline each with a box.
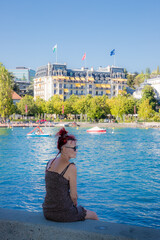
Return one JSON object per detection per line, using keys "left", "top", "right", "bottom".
{"left": 0, "top": 127, "right": 160, "bottom": 229}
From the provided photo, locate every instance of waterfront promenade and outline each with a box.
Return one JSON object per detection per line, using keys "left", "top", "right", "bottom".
{"left": 0, "top": 208, "right": 160, "bottom": 240}
{"left": 0, "top": 121, "right": 160, "bottom": 129}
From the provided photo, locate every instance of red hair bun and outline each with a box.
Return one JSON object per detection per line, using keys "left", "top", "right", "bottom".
{"left": 56, "top": 128, "right": 76, "bottom": 152}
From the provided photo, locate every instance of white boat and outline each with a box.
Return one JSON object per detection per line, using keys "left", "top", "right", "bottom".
{"left": 27, "top": 126, "right": 52, "bottom": 137}
{"left": 56, "top": 123, "right": 69, "bottom": 127}
{"left": 27, "top": 133, "right": 52, "bottom": 137}
{"left": 86, "top": 126, "right": 106, "bottom": 133}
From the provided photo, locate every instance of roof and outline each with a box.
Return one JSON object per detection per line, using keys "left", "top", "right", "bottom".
{"left": 12, "top": 91, "right": 22, "bottom": 100}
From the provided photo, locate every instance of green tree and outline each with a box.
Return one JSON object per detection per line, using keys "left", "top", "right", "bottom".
{"left": 87, "top": 96, "right": 110, "bottom": 120}
{"left": 127, "top": 74, "right": 135, "bottom": 88}
{"left": 138, "top": 99, "right": 155, "bottom": 120}
{"left": 0, "top": 63, "right": 14, "bottom": 118}
{"left": 35, "top": 96, "right": 46, "bottom": 114}
{"left": 46, "top": 95, "right": 63, "bottom": 115}
{"left": 146, "top": 68, "right": 151, "bottom": 75}
{"left": 134, "top": 73, "right": 145, "bottom": 86}
{"left": 26, "top": 82, "right": 34, "bottom": 96}
{"left": 124, "top": 97, "right": 136, "bottom": 114}
{"left": 141, "top": 85, "right": 157, "bottom": 110}
{"left": 108, "top": 95, "right": 127, "bottom": 120}
{"left": 64, "top": 95, "right": 79, "bottom": 115}
{"left": 17, "top": 95, "right": 38, "bottom": 115}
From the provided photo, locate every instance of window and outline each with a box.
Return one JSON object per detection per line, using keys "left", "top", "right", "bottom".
{"left": 96, "top": 91, "right": 98, "bottom": 95}
{"left": 89, "top": 85, "right": 92, "bottom": 88}
{"left": 59, "top": 89, "right": 62, "bottom": 94}
{"left": 54, "top": 90, "right": 56, "bottom": 94}
{"left": 59, "top": 84, "right": 62, "bottom": 88}
{"left": 89, "top": 91, "right": 92, "bottom": 94}
{"left": 64, "top": 84, "right": 66, "bottom": 88}
{"left": 101, "top": 91, "right": 103, "bottom": 95}
{"left": 70, "top": 84, "right": 72, "bottom": 89}
{"left": 70, "top": 90, "right": 73, "bottom": 94}
{"left": 54, "top": 83, "right": 56, "bottom": 87}
{"left": 81, "top": 91, "right": 83, "bottom": 95}
{"left": 76, "top": 90, "right": 78, "bottom": 95}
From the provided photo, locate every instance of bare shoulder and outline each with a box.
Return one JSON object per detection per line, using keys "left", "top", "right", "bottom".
{"left": 68, "top": 163, "right": 77, "bottom": 176}
{"left": 69, "top": 163, "right": 77, "bottom": 172}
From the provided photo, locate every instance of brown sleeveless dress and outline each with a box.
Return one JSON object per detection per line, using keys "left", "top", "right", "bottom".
{"left": 42, "top": 159, "right": 86, "bottom": 222}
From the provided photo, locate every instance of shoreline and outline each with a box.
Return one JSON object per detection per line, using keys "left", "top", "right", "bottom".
{"left": 0, "top": 122, "right": 160, "bottom": 129}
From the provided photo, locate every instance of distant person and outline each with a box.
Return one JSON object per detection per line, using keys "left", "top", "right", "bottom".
{"left": 36, "top": 130, "right": 41, "bottom": 135}
{"left": 43, "top": 128, "right": 98, "bottom": 222}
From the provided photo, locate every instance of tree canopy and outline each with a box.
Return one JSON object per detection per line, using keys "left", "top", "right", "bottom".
{"left": 0, "top": 63, "right": 14, "bottom": 118}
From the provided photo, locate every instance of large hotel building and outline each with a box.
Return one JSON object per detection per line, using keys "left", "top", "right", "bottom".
{"left": 34, "top": 63, "right": 127, "bottom": 101}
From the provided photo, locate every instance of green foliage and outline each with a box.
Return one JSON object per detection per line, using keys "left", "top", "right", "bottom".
{"left": 64, "top": 95, "right": 79, "bottom": 115}
{"left": 134, "top": 73, "right": 146, "bottom": 86}
{"left": 127, "top": 74, "right": 135, "bottom": 88}
{"left": 35, "top": 97, "right": 46, "bottom": 114}
{"left": 141, "top": 85, "right": 157, "bottom": 110}
{"left": 16, "top": 95, "right": 38, "bottom": 115}
{"left": 138, "top": 99, "right": 155, "bottom": 120}
{"left": 45, "top": 95, "right": 63, "bottom": 114}
{"left": 0, "top": 63, "right": 14, "bottom": 117}
{"left": 127, "top": 72, "right": 138, "bottom": 88}
{"left": 146, "top": 68, "right": 151, "bottom": 75}
{"left": 151, "top": 113, "right": 160, "bottom": 122}
{"left": 108, "top": 95, "right": 136, "bottom": 120}
{"left": 87, "top": 95, "right": 110, "bottom": 120}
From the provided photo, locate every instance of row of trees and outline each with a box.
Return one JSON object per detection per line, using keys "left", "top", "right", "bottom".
{"left": 15, "top": 85, "right": 159, "bottom": 121}
{"left": 0, "top": 63, "right": 160, "bottom": 121}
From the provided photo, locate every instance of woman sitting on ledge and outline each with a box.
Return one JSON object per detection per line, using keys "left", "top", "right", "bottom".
{"left": 43, "top": 128, "right": 98, "bottom": 222}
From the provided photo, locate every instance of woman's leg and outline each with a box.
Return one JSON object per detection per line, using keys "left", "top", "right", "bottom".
{"left": 85, "top": 209, "right": 99, "bottom": 220}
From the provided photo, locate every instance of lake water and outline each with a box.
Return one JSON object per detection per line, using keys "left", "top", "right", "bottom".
{"left": 0, "top": 127, "right": 160, "bottom": 229}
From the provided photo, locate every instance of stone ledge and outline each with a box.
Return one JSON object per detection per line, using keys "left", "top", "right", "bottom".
{"left": 0, "top": 208, "right": 160, "bottom": 240}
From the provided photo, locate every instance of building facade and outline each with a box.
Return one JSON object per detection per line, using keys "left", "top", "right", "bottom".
{"left": 9, "top": 67, "right": 36, "bottom": 82}
{"left": 133, "top": 76, "right": 160, "bottom": 100}
{"left": 34, "top": 63, "right": 127, "bottom": 101}
{"left": 9, "top": 67, "right": 36, "bottom": 96}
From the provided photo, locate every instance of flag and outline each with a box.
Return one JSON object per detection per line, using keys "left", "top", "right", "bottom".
{"left": 62, "top": 105, "right": 64, "bottom": 114}
{"left": 52, "top": 44, "right": 57, "bottom": 53}
{"left": 25, "top": 105, "right": 28, "bottom": 113}
{"left": 110, "top": 49, "right": 115, "bottom": 56}
{"left": 82, "top": 53, "right": 86, "bottom": 60}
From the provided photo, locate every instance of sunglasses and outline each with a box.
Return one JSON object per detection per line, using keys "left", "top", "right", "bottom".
{"left": 65, "top": 146, "right": 78, "bottom": 151}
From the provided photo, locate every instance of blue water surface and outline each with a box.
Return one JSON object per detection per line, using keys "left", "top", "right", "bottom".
{"left": 0, "top": 127, "right": 160, "bottom": 229}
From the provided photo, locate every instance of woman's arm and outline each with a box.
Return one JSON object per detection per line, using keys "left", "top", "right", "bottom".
{"left": 68, "top": 164, "right": 78, "bottom": 206}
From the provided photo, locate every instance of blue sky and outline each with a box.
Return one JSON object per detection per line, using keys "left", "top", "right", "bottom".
{"left": 1, "top": 0, "right": 160, "bottom": 73}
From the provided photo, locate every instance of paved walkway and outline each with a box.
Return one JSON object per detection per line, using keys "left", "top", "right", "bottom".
{"left": 0, "top": 208, "right": 160, "bottom": 240}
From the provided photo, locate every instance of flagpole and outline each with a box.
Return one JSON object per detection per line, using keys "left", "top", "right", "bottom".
{"left": 56, "top": 45, "right": 57, "bottom": 63}
{"left": 114, "top": 55, "right": 115, "bottom": 66}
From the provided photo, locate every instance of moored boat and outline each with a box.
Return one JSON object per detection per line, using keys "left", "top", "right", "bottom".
{"left": 86, "top": 126, "right": 106, "bottom": 133}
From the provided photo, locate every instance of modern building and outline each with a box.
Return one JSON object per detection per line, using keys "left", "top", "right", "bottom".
{"left": 34, "top": 63, "right": 127, "bottom": 101}
{"left": 9, "top": 67, "right": 36, "bottom": 96}
{"left": 133, "top": 76, "right": 160, "bottom": 100}
{"left": 9, "top": 67, "right": 36, "bottom": 82}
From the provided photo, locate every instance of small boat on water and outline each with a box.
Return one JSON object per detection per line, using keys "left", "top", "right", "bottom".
{"left": 27, "top": 133, "right": 52, "bottom": 137}
{"left": 86, "top": 126, "right": 106, "bottom": 133}
{"left": 27, "top": 126, "right": 52, "bottom": 137}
